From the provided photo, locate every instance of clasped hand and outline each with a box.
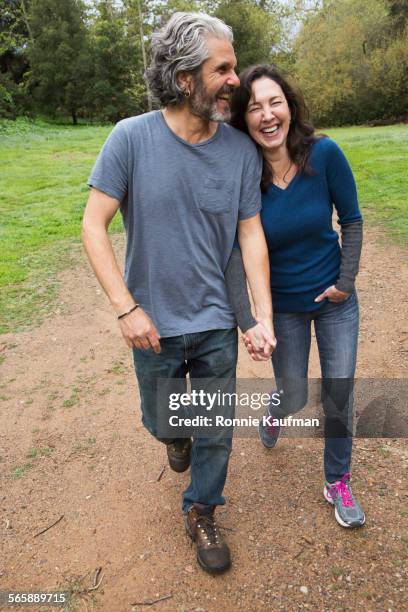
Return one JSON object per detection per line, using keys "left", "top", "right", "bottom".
{"left": 242, "top": 320, "right": 277, "bottom": 362}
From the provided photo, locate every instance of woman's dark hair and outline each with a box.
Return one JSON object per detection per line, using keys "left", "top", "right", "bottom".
{"left": 230, "top": 64, "right": 322, "bottom": 191}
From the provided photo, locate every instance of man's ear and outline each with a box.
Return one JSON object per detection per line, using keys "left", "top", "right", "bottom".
{"left": 177, "top": 71, "right": 194, "bottom": 95}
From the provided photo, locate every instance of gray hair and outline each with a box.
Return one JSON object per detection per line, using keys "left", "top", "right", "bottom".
{"left": 146, "top": 12, "right": 233, "bottom": 107}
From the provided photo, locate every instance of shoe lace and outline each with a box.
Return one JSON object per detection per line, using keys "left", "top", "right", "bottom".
{"left": 196, "top": 515, "right": 220, "bottom": 546}
{"left": 328, "top": 472, "right": 354, "bottom": 507}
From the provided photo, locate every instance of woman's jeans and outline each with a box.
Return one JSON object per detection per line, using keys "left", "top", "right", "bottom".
{"left": 271, "top": 292, "right": 359, "bottom": 483}
{"left": 132, "top": 328, "right": 238, "bottom": 513}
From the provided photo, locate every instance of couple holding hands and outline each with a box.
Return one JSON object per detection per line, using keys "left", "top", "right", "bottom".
{"left": 82, "top": 12, "right": 365, "bottom": 575}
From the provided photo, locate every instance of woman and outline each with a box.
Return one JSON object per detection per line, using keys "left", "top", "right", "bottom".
{"left": 226, "top": 65, "right": 365, "bottom": 528}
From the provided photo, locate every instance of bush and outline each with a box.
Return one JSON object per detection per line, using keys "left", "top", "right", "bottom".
{"left": 0, "top": 74, "right": 18, "bottom": 119}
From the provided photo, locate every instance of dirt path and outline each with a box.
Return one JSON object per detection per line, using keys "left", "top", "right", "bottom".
{"left": 1, "top": 228, "right": 407, "bottom": 611}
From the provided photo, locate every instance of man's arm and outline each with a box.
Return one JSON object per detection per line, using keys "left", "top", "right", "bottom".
{"left": 237, "top": 213, "right": 275, "bottom": 354}
{"left": 82, "top": 188, "right": 161, "bottom": 352}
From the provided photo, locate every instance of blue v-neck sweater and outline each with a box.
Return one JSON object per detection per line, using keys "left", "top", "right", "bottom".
{"left": 261, "top": 137, "right": 362, "bottom": 313}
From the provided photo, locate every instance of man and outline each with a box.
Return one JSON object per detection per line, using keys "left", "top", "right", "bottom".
{"left": 82, "top": 12, "right": 274, "bottom": 574}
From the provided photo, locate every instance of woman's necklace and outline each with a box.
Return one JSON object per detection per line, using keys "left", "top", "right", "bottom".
{"left": 271, "top": 159, "right": 294, "bottom": 188}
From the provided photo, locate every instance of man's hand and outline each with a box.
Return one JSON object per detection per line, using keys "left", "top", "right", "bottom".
{"left": 242, "top": 321, "right": 277, "bottom": 362}
{"left": 118, "top": 307, "right": 161, "bottom": 353}
{"left": 314, "top": 285, "right": 351, "bottom": 303}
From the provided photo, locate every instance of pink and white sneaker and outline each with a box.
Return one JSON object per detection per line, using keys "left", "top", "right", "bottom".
{"left": 324, "top": 473, "right": 365, "bottom": 528}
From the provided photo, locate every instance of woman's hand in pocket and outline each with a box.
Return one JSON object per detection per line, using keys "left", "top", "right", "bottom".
{"left": 314, "top": 285, "right": 351, "bottom": 304}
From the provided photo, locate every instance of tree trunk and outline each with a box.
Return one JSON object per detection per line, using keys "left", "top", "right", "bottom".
{"left": 20, "top": 0, "right": 34, "bottom": 45}
{"left": 137, "top": 0, "right": 152, "bottom": 112}
{"left": 72, "top": 112, "right": 78, "bottom": 125}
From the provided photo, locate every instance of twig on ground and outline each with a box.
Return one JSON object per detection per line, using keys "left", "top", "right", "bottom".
{"left": 86, "top": 568, "right": 104, "bottom": 592}
{"left": 291, "top": 489, "right": 305, "bottom": 509}
{"left": 33, "top": 514, "right": 64, "bottom": 537}
{"left": 293, "top": 546, "right": 306, "bottom": 560}
{"left": 131, "top": 594, "right": 172, "bottom": 606}
{"left": 156, "top": 465, "right": 166, "bottom": 482}
{"left": 93, "top": 567, "right": 103, "bottom": 588}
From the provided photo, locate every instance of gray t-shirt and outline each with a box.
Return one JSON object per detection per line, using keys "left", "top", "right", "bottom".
{"left": 88, "top": 110, "right": 262, "bottom": 337}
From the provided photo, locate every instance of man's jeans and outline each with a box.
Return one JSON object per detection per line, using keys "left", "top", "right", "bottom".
{"left": 271, "top": 291, "right": 359, "bottom": 483}
{"left": 133, "top": 328, "right": 238, "bottom": 513}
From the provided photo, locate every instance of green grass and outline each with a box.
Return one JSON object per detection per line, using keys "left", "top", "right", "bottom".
{"left": 326, "top": 125, "right": 408, "bottom": 243}
{"left": 0, "top": 117, "right": 122, "bottom": 333}
{"left": 0, "top": 118, "right": 407, "bottom": 334}
{"left": 11, "top": 462, "right": 33, "bottom": 479}
{"left": 26, "top": 446, "right": 52, "bottom": 460}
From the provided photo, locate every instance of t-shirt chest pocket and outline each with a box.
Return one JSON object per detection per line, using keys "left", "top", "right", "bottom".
{"left": 198, "top": 177, "right": 233, "bottom": 214}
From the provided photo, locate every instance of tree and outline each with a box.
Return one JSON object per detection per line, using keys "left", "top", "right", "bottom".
{"left": 123, "top": 0, "right": 160, "bottom": 113}
{"left": 292, "top": 0, "right": 405, "bottom": 125}
{"left": 215, "top": 0, "right": 280, "bottom": 71}
{"left": 0, "top": 0, "right": 32, "bottom": 117}
{"left": 1, "top": 0, "right": 31, "bottom": 73}
{"left": 86, "top": 0, "right": 145, "bottom": 121}
{"left": 367, "top": 9, "right": 408, "bottom": 119}
{"left": 387, "top": 0, "right": 408, "bottom": 33}
{"left": 27, "top": 0, "right": 90, "bottom": 123}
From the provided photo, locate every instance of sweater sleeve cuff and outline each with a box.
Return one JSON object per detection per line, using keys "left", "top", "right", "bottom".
{"left": 235, "top": 309, "right": 257, "bottom": 333}
{"left": 335, "top": 278, "right": 355, "bottom": 294}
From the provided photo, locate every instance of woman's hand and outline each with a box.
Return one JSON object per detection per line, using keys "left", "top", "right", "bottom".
{"left": 314, "top": 285, "right": 351, "bottom": 303}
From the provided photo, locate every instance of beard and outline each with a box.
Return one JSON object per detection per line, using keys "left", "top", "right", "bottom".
{"left": 188, "top": 75, "right": 233, "bottom": 123}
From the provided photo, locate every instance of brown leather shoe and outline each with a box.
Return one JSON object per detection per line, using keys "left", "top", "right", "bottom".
{"left": 185, "top": 506, "right": 231, "bottom": 574}
{"left": 166, "top": 438, "right": 192, "bottom": 472}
